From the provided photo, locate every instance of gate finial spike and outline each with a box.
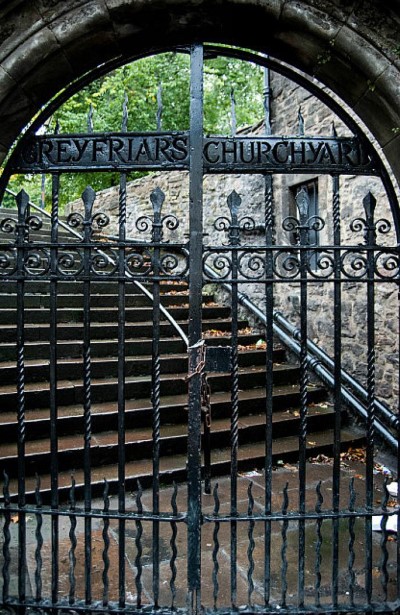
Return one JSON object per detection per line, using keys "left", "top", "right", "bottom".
{"left": 227, "top": 190, "right": 241, "bottom": 216}
{"left": 298, "top": 106, "right": 305, "bottom": 136}
{"left": 150, "top": 186, "right": 165, "bottom": 215}
{"left": 362, "top": 191, "right": 376, "bottom": 220}
{"left": 230, "top": 87, "right": 237, "bottom": 137}
{"left": 16, "top": 189, "right": 30, "bottom": 222}
{"left": 87, "top": 104, "right": 94, "bottom": 133}
{"left": 156, "top": 81, "right": 163, "bottom": 131}
{"left": 122, "top": 92, "right": 129, "bottom": 131}
{"left": 331, "top": 121, "right": 337, "bottom": 137}
{"left": 295, "top": 185, "right": 310, "bottom": 221}
{"left": 82, "top": 185, "right": 96, "bottom": 220}
{"left": 54, "top": 118, "right": 60, "bottom": 135}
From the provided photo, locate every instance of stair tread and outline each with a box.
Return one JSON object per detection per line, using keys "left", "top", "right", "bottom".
{"left": 0, "top": 384, "right": 326, "bottom": 425}
{"left": 0, "top": 348, "right": 268, "bottom": 369}
{"left": 4, "top": 427, "right": 364, "bottom": 498}
{"left": 0, "top": 363, "right": 298, "bottom": 395}
{"left": 0, "top": 403, "right": 336, "bottom": 458}
{"left": 0, "top": 317, "right": 240, "bottom": 329}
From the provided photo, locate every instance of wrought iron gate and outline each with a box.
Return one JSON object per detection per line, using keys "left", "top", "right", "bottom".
{"left": 0, "top": 43, "right": 400, "bottom": 614}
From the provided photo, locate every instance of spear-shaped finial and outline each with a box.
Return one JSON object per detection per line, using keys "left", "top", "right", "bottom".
{"left": 121, "top": 92, "right": 129, "bottom": 132}
{"left": 82, "top": 185, "right": 96, "bottom": 222}
{"left": 298, "top": 106, "right": 305, "bottom": 136}
{"left": 87, "top": 104, "right": 94, "bottom": 133}
{"left": 150, "top": 186, "right": 165, "bottom": 217}
{"left": 331, "top": 121, "right": 337, "bottom": 138}
{"left": 156, "top": 81, "right": 163, "bottom": 132}
{"left": 16, "top": 189, "right": 30, "bottom": 224}
{"left": 295, "top": 186, "right": 310, "bottom": 222}
{"left": 230, "top": 87, "right": 237, "bottom": 137}
{"left": 263, "top": 65, "right": 272, "bottom": 136}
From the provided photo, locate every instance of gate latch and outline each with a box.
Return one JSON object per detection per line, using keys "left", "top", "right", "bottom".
{"left": 204, "top": 345, "right": 232, "bottom": 373}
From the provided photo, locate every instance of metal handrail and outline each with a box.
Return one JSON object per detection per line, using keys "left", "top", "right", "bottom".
{"left": 203, "top": 262, "right": 399, "bottom": 451}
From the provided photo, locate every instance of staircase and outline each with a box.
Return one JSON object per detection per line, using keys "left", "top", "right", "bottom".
{"left": 0, "top": 208, "right": 364, "bottom": 503}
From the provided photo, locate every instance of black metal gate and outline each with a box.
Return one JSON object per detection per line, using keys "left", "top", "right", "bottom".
{"left": 1, "top": 43, "right": 400, "bottom": 614}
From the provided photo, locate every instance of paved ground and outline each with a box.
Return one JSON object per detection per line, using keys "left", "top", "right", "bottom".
{"left": 2, "top": 450, "right": 399, "bottom": 611}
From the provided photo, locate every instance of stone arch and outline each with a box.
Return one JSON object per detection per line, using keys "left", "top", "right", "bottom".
{"left": 0, "top": 1, "right": 399, "bottom": 181}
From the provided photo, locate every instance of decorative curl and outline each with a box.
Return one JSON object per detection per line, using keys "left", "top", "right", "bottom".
{"left": 239, "top": 217, "right": 256, "bottom": 233}
{"left": 0, "top": 249, "right": 17, "bottom": 275}
{"left": 92, "top": 212, "right": 109, "bottom": 231}
{"left": 162, "top": 214, "right": 179, "bottom": 232}
{"left": 67, "top": 212, "right": 84, "bottom": 232}
{"left": 57, "top": 250, "right": 84, "bottom": 276}
{"left": 125, "top": 249, "right": 152, "bottom": 276}
{"left": 282, "top": 216, "right": 299, "bottom": 233}
{"left": 24, "top": 249, "right": 50, "bottom": 276}
{"left": 307, "top": 215, "right": 325, "bottom": 233}
{"left": 160, "top": 253, "right": 179, "bottom": 275}
{"left": 273, "top": 250, "right": 300, "bottom": 279}
{"left": 0, "top": 217, "right": 17, "bottom": 236}
{"left": 27, "top": 215, "right": 43, "bottom": 233}
{"left": 375, "top": 218, "right": 391, "bottom": 236}
{"left": 91, "top": 249, "right": 118, "bottom": 276}
{"left": 374, "top": 252, "right": 400, "bottom": 279}
{"left": 238, "top": 252, "right": 265, "bottom": 280}
{"left": 135, "top": 216, "right": 152, "bottom": 234}
{"left": 349, "top": 217, "right": 366, "bottom": 234}
{"left": 340, "top": 250, "right": 367, "bottom": 279}
{"left": 203, "top": 253, "right": 232, "bottom": 279}
{"left": 307, "top": 251, "right": 334, "bottom": 279}
{"left": 214, "top": 217, "right": 231, "bottom": 233}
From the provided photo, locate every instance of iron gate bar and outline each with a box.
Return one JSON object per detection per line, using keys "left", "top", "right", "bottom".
{"left": 263, "top": 172, "right": 274, "bottom": 607}
{"left": 117, "top": 163, "right": 127, "bottom": 608}
{"left": 50, "top": 172, "right": 60, "bottom": 606}
{"left": 227, "top": 190, "right": 241, "bottom": 608}
{"left": 150, "top": 186, "right": 164, "bottom": 608}
{"left": 16, "top": 190, "right": 27, "bottom": 608}
{"left": 365, "top": 192, "right": 377, "bottom": 606}
{"left": 187, "top": 42, "right": 204, "bottom": 614}
{"left": 332, "top": 173, "right": 341, "bottom": 608}
{"left": 82, "top": 185, "right": 95, "bottom": 606}
{"left": 295, "top": 186, "right": 310, "bottom": 609}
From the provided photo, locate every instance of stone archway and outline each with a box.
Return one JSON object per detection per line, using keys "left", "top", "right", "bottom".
{"left": 0, "top": 1, "right": 399, "bottom": 181}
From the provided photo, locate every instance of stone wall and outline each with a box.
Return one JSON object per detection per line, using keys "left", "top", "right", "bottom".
{"left": 67, "top": 71, "right": 399, "bottom": 409}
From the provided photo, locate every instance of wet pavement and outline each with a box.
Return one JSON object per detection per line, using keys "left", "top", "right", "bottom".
{"left": 3, "top": 452, "right": 399, "bottom": 611}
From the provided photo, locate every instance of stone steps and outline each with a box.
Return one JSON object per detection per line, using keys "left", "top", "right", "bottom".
{"left": 5, "top": 426, "right": 364, "bottom": 503}
{"left": 0, "top": 231, "right": 359, "bottom": 504}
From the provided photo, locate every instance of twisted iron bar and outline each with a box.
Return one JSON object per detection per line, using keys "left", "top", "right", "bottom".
{"left": 2, "top": 472, "right": 11, "bottom": 603}
{"left": 314, "top": 481, "right": 323, "bottom": 608}
{"left": 102, "top": 480, "right": 110, "bottom": 606}
{"left": 169, "top": 482, "right": 178, "bottom": 608}
{"left": 34, "top": 475, "right": 43, "bottom": 603}
{"left": 212, "top": 483, "right": 220, "bottom": 609}
{"left": 347, "top": 478, "right": 356, "bottom": 607}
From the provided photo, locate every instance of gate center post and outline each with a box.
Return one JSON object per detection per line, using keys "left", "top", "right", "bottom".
{"left": 187, "top": 42, "right": 204, "bottom": 615}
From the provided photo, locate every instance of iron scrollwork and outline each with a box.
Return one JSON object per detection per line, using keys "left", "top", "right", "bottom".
{"left": 0, "top": 189, "right": 47, "bottom": 277}
{"left": 129, "top": 187, "right": 188, "bottom": 278}
{"left": 204, "top": 190, "right": 266, "bottom": 280}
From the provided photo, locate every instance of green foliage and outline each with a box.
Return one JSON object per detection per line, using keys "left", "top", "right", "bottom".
{"left": 7, "top": 52, "right": 264, "bottom": 209}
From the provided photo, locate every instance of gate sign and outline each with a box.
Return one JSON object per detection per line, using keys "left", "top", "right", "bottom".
{"left": 12, "top": 132, "right": 376, "bottom": 175}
